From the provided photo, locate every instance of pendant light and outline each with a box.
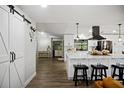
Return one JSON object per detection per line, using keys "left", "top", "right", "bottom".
{"left": 76, "top": 23, "right": 79, "bottom": 40}
{"left": 118, "top": 24, "right": 122, "bottom": 42}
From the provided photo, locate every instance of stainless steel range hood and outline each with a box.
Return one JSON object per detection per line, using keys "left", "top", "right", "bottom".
{"left": 88, "top": 26, "right": 106, "bottom": 40}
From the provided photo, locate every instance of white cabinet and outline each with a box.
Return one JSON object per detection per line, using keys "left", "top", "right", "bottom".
{"left": 113, "top": 42, "right": 124, "bottom": 54}
{"left": 0, "top": 7, "right": 9, "bottom": 88}
{"left": 0, "top": 6, "right": 25, "bottom": 88}
{"left": 88, "top": 40, "right": 97, "bottom": 46}
{"left": 64, "top": 34, "right": 74, "bottom": 61}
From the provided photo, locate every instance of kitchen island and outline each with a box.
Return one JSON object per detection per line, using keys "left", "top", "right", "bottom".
{"left": 65, "top": 52, "right": 124, "bottom": 80}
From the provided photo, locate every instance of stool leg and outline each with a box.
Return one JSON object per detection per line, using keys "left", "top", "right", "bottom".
{"left": 83, "top": 69, "right": 85, "bottom": 80}
{"left": 73, "top": 68, "right": 76, "bottom": 81}
{"left": 104, "top": 69, "right": 107, "bottom": 77}
{"left": 91, "top": 68, "right": 94, "bottom": 81}
{"left": 112, "top": 67, "right": 116, "bottom": 78}
{"left": 85, "top": 69, "right": 88, "bottom": 86}
{"left": 75, "top": 69, "right": 78, "bottom": 86}
{"left": 101, "top": 69, "right": 103, "bottom": 80}
{"left": 95, "top": 69, "right": 97, "bottom": 81}
{"left": 122, "top": 69, "right": 124, "bottom": 85}
{"left": 119, "top": 69, "right": 123, "bottom": 81}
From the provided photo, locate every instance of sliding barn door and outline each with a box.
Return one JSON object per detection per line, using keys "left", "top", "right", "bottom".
{"left": 0, "top": 7, "right": 10, "bottom": 88}
{"left": 9, "top": 13, "right": 25, "bottom": 88}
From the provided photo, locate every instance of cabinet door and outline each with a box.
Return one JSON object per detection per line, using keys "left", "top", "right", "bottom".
{"left": 10, "top": 13, "right": 25, "bottom": 88}
{"left": 0, "top": 7, "right": 9, "bottom": 88}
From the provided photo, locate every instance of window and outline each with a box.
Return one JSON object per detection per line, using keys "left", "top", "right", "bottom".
{"left": 74, "top": 39, "right": 88, "bottom": 51}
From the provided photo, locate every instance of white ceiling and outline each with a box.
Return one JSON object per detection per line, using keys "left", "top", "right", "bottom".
{"left": 18, "top": 5, "right": 124, "bottom": 37}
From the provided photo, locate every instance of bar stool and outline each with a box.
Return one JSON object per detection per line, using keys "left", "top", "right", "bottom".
{"left": 73, "top": 64, "right": 89, "bottom": 86}
{"left": 91, "top": 64, "right": 108, "bottom": 81}
{"left": 111, "top": 64, "right": 124, "bottom": 84}
{"left": 111, "top": 64, "right": 119, "bottom": 78}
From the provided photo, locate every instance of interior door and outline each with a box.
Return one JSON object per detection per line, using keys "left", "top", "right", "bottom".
{"left": 10, "top": 13, "right": 25, "bottom": 88}
{"left": 0, "top": 7, "right": 10, "bottom": 88}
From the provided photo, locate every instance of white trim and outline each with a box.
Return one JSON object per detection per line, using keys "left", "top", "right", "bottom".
{"left": 24, "top": 72, "right": 36, "bottom": 87}
{"left": 68, "top": 77, "right": 73, "bottom": 80}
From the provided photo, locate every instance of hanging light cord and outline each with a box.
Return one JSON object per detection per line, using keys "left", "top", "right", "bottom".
{"left": 118, "top": 24, "right": 122, "bottom": 38}
{"left": 76, "top": 23, "right": 79, "bottom": 38}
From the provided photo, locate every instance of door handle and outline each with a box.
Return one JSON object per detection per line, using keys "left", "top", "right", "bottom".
{"left": 10, "top": 51, "right": 16, "bottom": 63}
{"left": 10, "top": 51, "right": 14, "bottom": 63}
{"left": 13, "top": 52, "right": 16, "bottom": 61}
{"left": 12, "top": 52, "right": 14, "bottom": 62}
{"left": 10, "top": 52, "right": 13, "bottom": 63}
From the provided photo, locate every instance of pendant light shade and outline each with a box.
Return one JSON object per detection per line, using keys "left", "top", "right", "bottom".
{"left": 118, "top": 38, "right": 122, "bottom": 42}
{"left": 76, "top": 23, "right": 79, "bottom": 40}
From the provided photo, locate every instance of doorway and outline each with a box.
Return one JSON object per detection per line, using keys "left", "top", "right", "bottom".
{"left": 51, "top": 38, "right": 64, "bottom": 59}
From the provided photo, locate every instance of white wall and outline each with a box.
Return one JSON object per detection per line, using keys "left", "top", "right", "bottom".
{"left": 36, "top": 31, "right": 58, "bottom": 51}
{"left": 24, "top": 23, "right": 36, "bottom": 86}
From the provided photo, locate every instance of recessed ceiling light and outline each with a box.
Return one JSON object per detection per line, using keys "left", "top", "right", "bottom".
{"left": 113, "top": 30, "right": 117, "bottom": 33}
{"left": 40, "top": 32, "right": 44, "bottom": 35}
{"left": 41, "top": 4, "right": 48, "bottom": 8}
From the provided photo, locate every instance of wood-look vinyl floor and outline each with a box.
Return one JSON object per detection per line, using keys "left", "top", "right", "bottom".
{"left": 26, "top": 58, "right": 95, "bottom": 88}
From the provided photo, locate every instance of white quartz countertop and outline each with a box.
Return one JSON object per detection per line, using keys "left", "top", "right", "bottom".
{"left": 66, "top": 52, "right": 124, "bottom": 59}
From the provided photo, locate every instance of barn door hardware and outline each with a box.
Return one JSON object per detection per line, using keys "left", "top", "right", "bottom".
{"left": 7, "top": 5, "right": 31, "bottom": 24}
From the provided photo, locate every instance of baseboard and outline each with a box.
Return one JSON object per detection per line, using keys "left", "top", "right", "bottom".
{"left": 24, "top": 72, "right": 36, "bottom": 87}
{"left": 68, "top": 77, "right": 73, "bottom": 80}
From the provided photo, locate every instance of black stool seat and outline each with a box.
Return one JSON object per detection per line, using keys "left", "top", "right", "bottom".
{"left": 91, "top": 64, "right": 108, "bottom": 81}
{"left": 91, "top": 64, "right": 108, "bottom": 69}
{"left": 74, "top": 65, "right": 88, "bottom": 69}
{"left": 73, "top": 64, "right": 89, "bottom": 86}
{"left": 111, "top": 64, "right": 124, "bottom": 84}
{"left": 111, "top": 64, "right": 124, "bottom": 69}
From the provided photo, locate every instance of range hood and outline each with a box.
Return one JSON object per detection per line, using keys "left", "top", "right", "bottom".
{"left": 88, "top": 26, "right": 106, "bottom": 40}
